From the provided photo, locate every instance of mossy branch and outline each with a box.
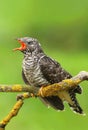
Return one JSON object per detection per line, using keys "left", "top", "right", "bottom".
{"left": 0, "top": 71, "right": 88, "bottom": 130}
{"left": 0, "top": 71, "right": 88, "bottom": 96}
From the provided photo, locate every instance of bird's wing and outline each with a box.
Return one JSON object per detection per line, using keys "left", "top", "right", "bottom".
{"left": 39, "top": 55, "right": 72, "bottom": 84}
{"left": 39, "top": 55, "right": 82, "bottom": 94}
{"left": 39, "top": 55, "right": 83, "bottom": 114}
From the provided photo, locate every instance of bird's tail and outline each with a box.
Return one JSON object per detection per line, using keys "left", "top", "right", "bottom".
{"left": 40, "top": 90, "right": 84, "bottom": 114}
{"left": 58, "top": 89, "right": 83, "bottom": 114}
{"left": 68, "top": 89, "right": 83, "bottom": 114}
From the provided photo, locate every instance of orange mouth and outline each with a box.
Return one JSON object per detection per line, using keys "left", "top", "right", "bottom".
{"left": 14, "top": 39, "right": 27, "bottom": 51}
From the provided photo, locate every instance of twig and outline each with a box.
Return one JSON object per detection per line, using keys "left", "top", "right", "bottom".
{"left": 0, "top": 93, "right": 30, "bottom": 130}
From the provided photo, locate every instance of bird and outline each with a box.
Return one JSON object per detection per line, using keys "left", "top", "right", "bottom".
{"left": 14, "top": 37, "right": 83, "bottom": 114}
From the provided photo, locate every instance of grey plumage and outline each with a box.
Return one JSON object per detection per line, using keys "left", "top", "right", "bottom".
{"left": 17, "top": 37, "right": 83, "bottom": 114}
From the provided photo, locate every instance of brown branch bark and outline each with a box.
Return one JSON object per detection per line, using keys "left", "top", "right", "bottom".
{"left": 0, "top": 71, "right": 88, "bottom": 130}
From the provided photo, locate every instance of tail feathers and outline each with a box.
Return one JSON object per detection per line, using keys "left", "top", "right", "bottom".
{"left": 40, "top": 96, "right": 64, "bottom": 110}
{"left": 57, "top": 90, "right": 83, "bottom": 114}
{"left": 73, "top": 85, "right": 82, "bottom": 94}
{"left": 68, "top": 90, "right": 83, "bottom": 114}
{"left": 69, "top": 103, "right": 83, "bottom": 114}
{"left": 39, "top": 90, "right": 83, "bottom": 114}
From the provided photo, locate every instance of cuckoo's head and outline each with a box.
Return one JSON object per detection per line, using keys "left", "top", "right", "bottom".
{"left": 14, "top": 37, "right": 43, "bottom": 54}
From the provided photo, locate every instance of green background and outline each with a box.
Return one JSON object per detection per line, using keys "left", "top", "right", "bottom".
{"left": 0, "top": 0, "right": 88, "bottom": 130}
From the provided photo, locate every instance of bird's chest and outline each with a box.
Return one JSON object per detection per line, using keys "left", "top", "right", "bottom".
{"left": 22, "top": 56, "right": 49, "bottom": 87}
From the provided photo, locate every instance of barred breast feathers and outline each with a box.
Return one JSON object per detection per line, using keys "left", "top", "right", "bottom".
{"left": 22, "top": 54, "right": 49, "bottom": 87}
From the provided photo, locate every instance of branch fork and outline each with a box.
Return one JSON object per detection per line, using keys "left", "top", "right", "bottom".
{"left": 0, "top": 71, "right": 88, "bottom": 130}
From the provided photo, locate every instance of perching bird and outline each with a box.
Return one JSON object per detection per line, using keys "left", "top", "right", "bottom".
{"left": 14, "top": 37, "right": 83, "bottom": 114}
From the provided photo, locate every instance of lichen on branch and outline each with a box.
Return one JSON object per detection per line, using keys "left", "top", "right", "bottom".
{"left": 0, "top": 71, "right": 88, "bottom": 97}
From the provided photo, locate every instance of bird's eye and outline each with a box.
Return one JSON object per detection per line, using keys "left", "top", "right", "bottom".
{"left": 28, "top": 42, "right": 31, "bottom": 44}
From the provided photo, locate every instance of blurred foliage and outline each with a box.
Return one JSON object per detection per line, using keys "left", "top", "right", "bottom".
{"left": 0, "top": 0, "right": 88, "bottom": 51}
{"left": 0, "top": 0, "right": 88, "bottom": 130}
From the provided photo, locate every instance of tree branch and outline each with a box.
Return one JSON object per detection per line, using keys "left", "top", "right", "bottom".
{"left": 0, "top": 71, "right": 88, "bottom": 130}
{"left": 0, "top": 71, "right": 88, "bottom": 96}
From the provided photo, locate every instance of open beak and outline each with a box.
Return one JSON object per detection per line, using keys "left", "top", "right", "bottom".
{"left": 13, "top": 39, "right": 27, "bottom": 51}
